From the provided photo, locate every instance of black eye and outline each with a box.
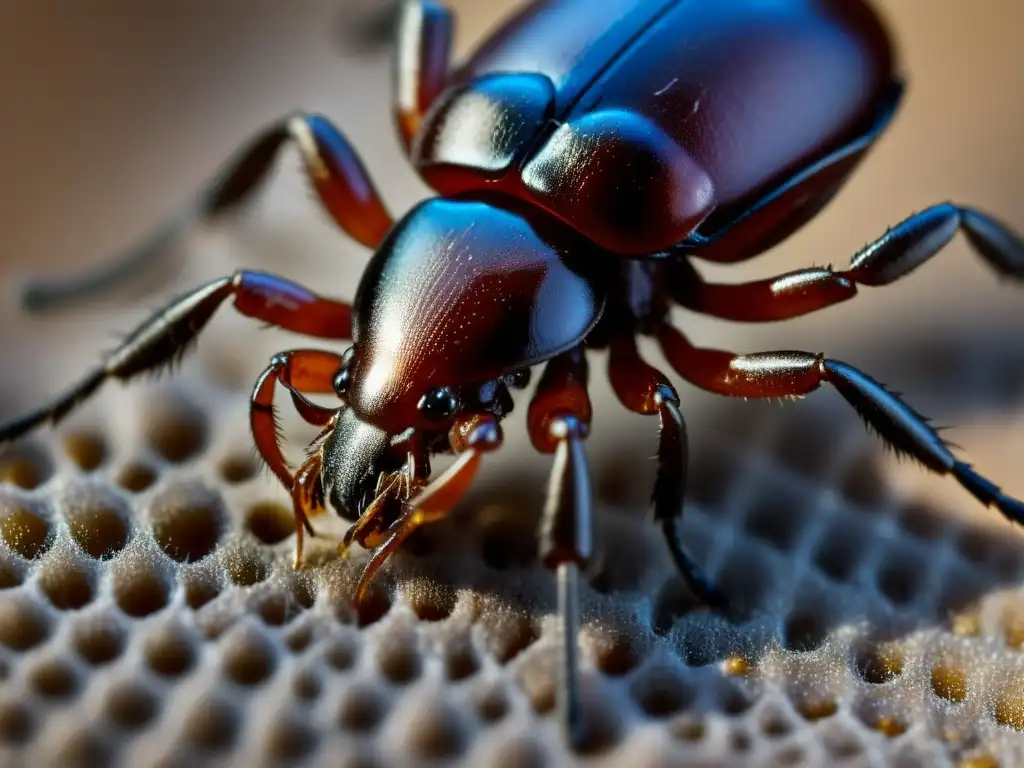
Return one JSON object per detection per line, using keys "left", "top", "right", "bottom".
{"left": 418, "top": 387, "right": 458, "bottom": 421}
{"left": 510, "top": 368, "right": 532, "bottom": 389}
{"left": 333, "top": 366, "right": 351, "bottom": 396}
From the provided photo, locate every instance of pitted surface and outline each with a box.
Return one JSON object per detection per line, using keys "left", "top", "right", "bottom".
{"left": 0, "top": 330, "right": 1021, "bottom": 767}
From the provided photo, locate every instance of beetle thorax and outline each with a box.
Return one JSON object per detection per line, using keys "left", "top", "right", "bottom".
{"left": 346, "top": 197, "right": 604, "bottom": 432}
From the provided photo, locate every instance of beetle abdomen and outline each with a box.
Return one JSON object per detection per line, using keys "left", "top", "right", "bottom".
{"left": 454, "top": 0, "right": 677, "bottom": 113}
{"left": 421, "top": 0, "right": 897, "bottom": 258}
{"left": 576, "top": 0, "right": 896, "bottom": 211}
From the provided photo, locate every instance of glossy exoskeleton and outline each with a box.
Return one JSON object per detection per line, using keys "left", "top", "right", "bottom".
{"left": 4, "top": 0, "right": 1024, "bottom": 748}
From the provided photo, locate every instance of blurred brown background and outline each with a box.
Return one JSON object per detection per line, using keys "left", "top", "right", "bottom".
{"left": 0, "top": 1, "right": 1021, "bottom": 515}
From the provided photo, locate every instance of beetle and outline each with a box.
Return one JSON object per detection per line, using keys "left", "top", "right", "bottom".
{"left": 3, "top": 0, "right": 1023, "bottom": 748}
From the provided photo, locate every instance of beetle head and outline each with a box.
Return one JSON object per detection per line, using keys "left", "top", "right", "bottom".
{"left": 319, "top": 343, "right": 480, "bottom": 524}
{"left": 320, "top": 404, "right": 414, "bottom": 524}
{"left": 319, "top": 341, "right": 439, "bottom": 523}
{"left": 321, "top": 344, "right": 523, "bottom": 524}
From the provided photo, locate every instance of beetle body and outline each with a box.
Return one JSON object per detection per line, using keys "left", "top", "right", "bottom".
{"left": 320, "top": 0, "right": 903, "bottom": 515}
{"left": 415, "top": 0, "right": 898, "bottom": 257}
{"left": 4, "top": 0, "right": 1023, "bottom": 751}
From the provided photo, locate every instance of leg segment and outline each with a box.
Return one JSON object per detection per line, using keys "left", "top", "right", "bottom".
{"left": 0, "top": 272, "right": 351, "bottom": 446}
{"left": 249, "top": 349, "right": 343, "bottom": 567}
{"left": 339, "top": 1, "right": 406, "bottom": 52}
{"left": 527, "top": 348, "right": 594, "bottom": 749}
{"left": 250, "top": 348, "right": 343, "bottom": 488}
{"left": 352, "top": 412, "right": 501, "bottom": 602}
{"left": 675, "top": 203, "right": 1024, "bottom": 322}
{"left": 607, "top": 337, "right": 726, "bottom": 607}
{"left": 658, "top": 325, "right": 1024, "bottom": 524}
{"left": 394, "top": 0, "right": 453, "bottom": 153}
{"left": 669, "top": 259, "right": 859, "bottom": 322}
{"left": 290, "top": 453, "right": 327, "bottom": 568}
{"left": 22, "top": 115, "right": 393, "bottom": 313}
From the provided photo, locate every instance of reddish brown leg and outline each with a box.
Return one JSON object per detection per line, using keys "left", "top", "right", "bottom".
{"left": 249, "top": 349, "right": 342, "bottom": 566}
{"left": 22, "top": 115, "right": 393, "bottom": 313}
{"left": 0, "top": 272, "right": 351, "bottom": 447}
{"left": 526, "top": 348, "right": 595, "bottom": 749}
{"left": 353, "top": 412, "right": 501, "bottom": 603}
{"left": 669, "top": 259, "right": 858, "bottom": 322}
{"left": 290, "top": 454, "right": 327, "bottom": 568}
{"left": 608, "top": 336, "right": 727, "bottom": 607}
{"left": 658, "top": 324, "right": 1024, "bottom": 524}
{"left": 675, "top": 203, "right": 1024, "bottom": 322}
{"left": 394, "top": 0, "right": 453, "bottom": 153}
{"left": 338, "top": 477, "right": 407, "bottom": 559}
{"left": 250, "top": 348, "right": 342, "bottom": 487}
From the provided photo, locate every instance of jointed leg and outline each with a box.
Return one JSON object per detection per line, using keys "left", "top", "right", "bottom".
{"left": 394, "top": 0, "right": 453, "bottom": 152}
{"left": 658, "top": 324, "right": 1024, "bottom": 524}
{"left": 249, "top": 347, "right": 341, "bottom": 486}
{"left": 339, "top": 1, "right": 406, "bottom": 52}
{"left": 0, "top": 271, "right": 351, "bottom": 446}
{"left": 676, "top": 203, "right": 1024, "bottom": 322}
{"left": 607, "top": 336, "right": 726, "bottom": 607}
{"left": 527, "top": 348, "right": 595, "bottom": 749}
{"left": 250, "top": 348, "right": 343, "bottom": 566}
{"left": 669, "top": 258, "right": 858, "bottom": 322}
{"left": 352, "top": 412, "right": 502, "bottom": 602}
{"left": 23, "top": 115, "right": 393, "bottom": 313}
{"left": 290, "top": 454, "right": 327, "bottom": 568}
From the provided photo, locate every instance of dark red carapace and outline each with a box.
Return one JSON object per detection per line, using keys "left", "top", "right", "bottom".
{"left": 4, "top": 0, "right": 1023, "bottom": 748}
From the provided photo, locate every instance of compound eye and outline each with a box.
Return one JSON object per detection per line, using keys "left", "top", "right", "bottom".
{"left": 333, "top": 366, "right": 351, "bottom": 397}
{"left": 418, "top": 386, "right": 459, "bottom": 421}
{"left": 333, "top": 346, "right": 357, "bottom": 397}
{"left": 510, "top": 368, "right": 532, "bottom": 389}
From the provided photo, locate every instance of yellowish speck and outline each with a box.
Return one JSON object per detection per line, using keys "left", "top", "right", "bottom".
{"left": 876, "top": 715, "right": 906, "bottom": 737}
{"left": 951, "top": 614, "right": 980, "bottom": 637}
{"left": 799, "top": 698, "right": 838, "bottom": 721}
{"left": 958, "top": 756, "right": 999, "bottom": 768}
{"left": 722, "top": 656, "right": 751, "bottom": 676}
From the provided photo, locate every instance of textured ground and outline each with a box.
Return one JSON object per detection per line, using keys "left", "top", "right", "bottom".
{"left": 0, "top": 323, "right": 1022, "bottom": 767}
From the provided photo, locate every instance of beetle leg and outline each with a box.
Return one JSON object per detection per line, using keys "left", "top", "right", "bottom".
{"left": 249, "top": 349, "right": 342, "bottom": 567}
{"left": 608, "top": 335, "right": 728, "bottom": 607}
{"left": 674, "top": 204, "right": 1024, "bottom": 322}
{"left": 0, "top": 273, "right": 350, "bottom": 447}
{"left": 353, "top": 413, "right": 500, "bottom": 602}
{"left": 250, "top": 348, "right": 341, "bottom": 487}
{"left": 526, "top": 349, "right": 595, "bottom": 750}
{"left": 658, "top": 325, "right": 1024, "bottom": 525}
{"left": 22, "top": 115, "right": 393, "bottom": 314}
{"left": 844, "top": 205, "right": 1024, "bottom": 285}
{"left": 290, "top": 453, "right": 327, "bottom": 569}
{"left": 338, "top": 476, "right": 403, "bottom": 559}
{"left": 394, "top": 0, "right": 454, "bottom": 153}
{"left": 668, "top": 258, "right": 859, "bottom": 322}
{"left": 353, "top": 451, "right": 481, "bottom": 602}
{"left": 338, "top": 1, "right": 405, "bottom": 52}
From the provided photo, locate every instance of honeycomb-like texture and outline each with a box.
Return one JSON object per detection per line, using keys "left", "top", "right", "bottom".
{"left": 0, "top": 326, "right": 1022, "bottom": 768}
